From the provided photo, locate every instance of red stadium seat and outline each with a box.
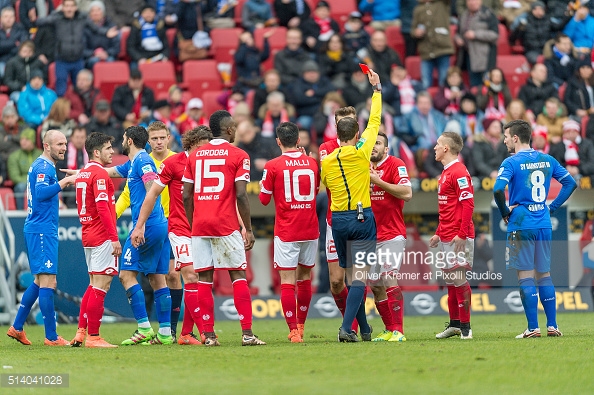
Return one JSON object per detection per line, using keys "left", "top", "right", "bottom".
{"left": 118, "top": 27, "right": 131, "bottom": 61}
{"left": 53, "top": 0, "right": 62, "bottom": 7}
{"left": 0, "top": 94, "right": 9, "bottom": 113}
{"left": 182, "top": 60, "right": 223, "bottom": 97}
{"left": 254, "top": 27, "right": 287, "bottom": 72}
{"left": 15, "top": 0, "right": 20, "bottom": 23}
{"left": 93, "top": 61, "right": 130, "bottom": 102}
{"left": 201, "top": 90, "right": 225, "bottom": 117}
{"left": 0, "top": 188, "right": 16, "bottom": 211}
{"left": 497, "top": 24, "right": 511, "bottom": 56}
{"left": 385, "top": 26, "right": 406, "bottom": 62}
{"left": 404, "top": 56, "right": 421, "bottom": 82}
{"left": 139, "top": 61, "right": 176, "bottom": 98}
{"left": 108, "top": 155, "right": 129, "bottom": 192}
{"left": 326, "top": 0, "right": 356, "bottom": 28}
{"left": 210, "top": 28, "right": 243, "bottom": 63}
{"left": 234, "top": 0, "right": 247, "bottom": 26}
{"left": 496, "top": 55, "right": 530, "bottom": 97}
{"left": 558, "top": 83, "right": 567, "bottom": 101}
{"left": 48, "top": 62, "right": 55, "bottom": 90}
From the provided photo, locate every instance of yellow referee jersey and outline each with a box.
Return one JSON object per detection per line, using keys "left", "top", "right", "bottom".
{"left": 116, "top": 150, "right": 176, "bottom": 218}
{"left": 321, "top": 91, "right": 381, "bottom": 212}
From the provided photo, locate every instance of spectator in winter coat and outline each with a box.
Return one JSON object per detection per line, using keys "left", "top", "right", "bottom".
{"left": 242, "top": 0, "right": 276, "bottom": 32}
{"left": 7, "top": 128, "right": 42, "bottom": 209}
{"left": 517, "top": 63, "right": 558, "bottom": 117}
{"left": 18, "top": 0, "right": 54, "bottom": 33}
{"left": 274, "top": 0, "right": 310, "bottom": 28}
{"left": 234, "top": 30, "right": 270, "bottom": 92}
{"left": 471, "top": 118, "right": 508, "bottom": 178}
{"left": 256, "top": 91, "right": 297, "bottom": 138}
{"left": 564, "top": 59, "right": 594, "bottom": 117}
{"left": 111, "top": 69, "right": 155, "bottom": 127}
{"left": 3, "top": 41, "right": 46, "bottom": 102}
{"left": 509, "top": 1, "right": 552, "bottom": 65}
{"left": 127, "top": 5, "right": 169, "bottom": 68}
{"left": 104, "top": 0, "right": 146, "bottom": 28}
{"left": 343, "top": 12, "right": 370, "bottom": 56}
{"left": 63, "top": 69, "right": 104, "bottom": 125}
{"left": 0, "top": 7, "right": 28, "bottom": 80}
{"left": 383, "top": 63, "right": 422, "bottom": 119}
{"left": 364, "top": 30, "right": 402, "bottom": 83}
{"left": 550, "top": 119, "right": 594, "bottom": 177}
{"left": 17, "top": 70, "right": 57, "bottom": 128}
{"left": 274, "top": 28, "right": 312, "bottom": 85}
{"left": 300, "top": 1, "right": 340, "bottom": 54}
{"left": 563, "top": 1, "right": 594, "bottom": 56}
{"left": 341, "top": 64, "right": 374, "bottom": 108}
{"left": 400, "top": 91, "right": 447, "bottom": 152}
{"left": 318, "top": 34, "right": 354, "bottom": 90}
{"left": 544, "top": 33, "right": 576, "bottom": 89}
{"left": 83, "top": 1, "right": 120, "bottom": 69}
{"left": 86, "top": 100, "right": 124, "bottom": 152}
{"left": 434, "top": 66, "right": 469, "bottom": 117}
{"left": 0, "top": 105, "right": 28, "bottom": 163}
{"left": 476, "top": 68, "right": 512, "bottom": 120}
{"left": 252, "top": 69, "right": 289, "bottom": 119}
{"left": 535, "top": 96, "right": 568, "bottom": 143}
{"left": 179, "top": 98, "right": 209, "bottom": 134}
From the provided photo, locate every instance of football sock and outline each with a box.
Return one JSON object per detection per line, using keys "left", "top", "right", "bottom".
{"left": 39, "top": 288, "right": 57, "bottom": 341}
{"left": 387, "top": 286, "right": 404, "bottom": 333}
{"left": 354, "top": 286, "right": 370, "bottom": 334}
{"left": 331, "top": 286, "right": 348, "bottom": 316}
{"left": 375, "top": 298, "right": 396, "bottom": 331}
{"left": 125, "top": 284, "right": 149, "bottom": 327}
{"left": 154, "top": 287, "right": 172, "bottom": 336}
{"left": 181, "top": 304, "right": 194, "bottom": 336}
{"left": 183, "top": 283, "right": 201, "bottom": 335}
{"left": 87, "top": 287, "right": 106, "bottom": 336}
{"left": 13, "top": 282, "right": 39, "bottom": 331}
{"left": 296, "top": 279, "right": 312, "bottom": 325}
{"left": 197, "top": 281, "right": 215, "bottom": 333}
{"left": 169, "top": 288, "right": 183, "bottom": 336}
{"left": 78, "top": 285, "right": 92, "bottom": 329}
{"left": 342, "top": 281, "right": 369, "bottom": 334}
{"left": 280, "top": 283, "right": 297, "bottom": 330}
{"left": 232, "top": 278, "right": 253, "bottom": 331}
{"left": 537, "top": 276, "right": 557, "bottom": 328}
{"left": 447, "top": 285, "right": 460, "bottom": 324}
{"left": 456, "top": 281, "right": 472, "bottom": 325}
{"left": 346, "top": 285, "right": 360, "bottom": 332}
{"left": 519, "top": 277, "right": 539, "bottom": 330}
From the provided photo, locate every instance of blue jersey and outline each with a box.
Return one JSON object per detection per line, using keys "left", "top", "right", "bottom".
{"left": 496, "top": 149, "right": 571, "bottom": 231}
{"left": 24, "top": 156, "right": 62, "bottom": 235}
{"left": 115, "top": 150, "right": 166, "bottom": 227}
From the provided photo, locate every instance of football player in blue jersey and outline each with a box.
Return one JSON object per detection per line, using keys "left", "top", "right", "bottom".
{"left": 494, "top": 120, "right": 577, "bottom": 339}
{"left": 7, "top": 130, "right": 77, "bottom": 346}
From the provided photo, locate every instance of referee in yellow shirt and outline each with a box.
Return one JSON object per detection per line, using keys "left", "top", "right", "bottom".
{"left": 321, "top": 69, "right": 382, "bottom": 342}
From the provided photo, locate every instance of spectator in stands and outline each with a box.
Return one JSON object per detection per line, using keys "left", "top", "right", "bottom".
{"left": 63, "top": 69, "right": 104, "bottom": 125}
{"left": 476, "top": 67, "right": 512, "bottom": 120}
{"left": 111, "top": 69, "right": 155, "bottom": 128}
{"left": 531, "top": 125, "right": 549, "bottom": 153}
{"left": 434, "top": 66, "right": 468, "bottom": 117}
{"left": 18, "top": 0, "right": 54, "bottom": 33}
{"left": 252, "top": 69, "right": 286, "bottom": 119}
{"left": 127, "top": 5, "right": 169, "bottom": 69}
{"left": 234, "top": 30, "right": 271, "bottom": 92}
{"left": 242, "top": 0, "right": 276, "bottom": 32}
{"left": 167, "top": 85, "right": 186, "bottom": 125}
{"left": 563, "top": 1, "right": 594, "bottom": 57}
{"left": 544, "top": 33, "right": 576, "bottom": 89}
{"left": 297, "top": 128, "right": 314, "bottom": 155}
{"left": 342, "top": 63, "right": 374, "bottom": 108}
{"left": 400, "top": 91, "right": 447, "bottom": 152}
{"left": 564, "top": 59, "right": 594, "bottom": 118}
{"left": 300, "top": 1, "right": 340, "bottom": 54}
{"left": 84, "top": 1, "right": 120, "bottom": 70}
{"left": 146, "top": 100, "right": 182, "bottom": 151}
{"left": 55, "top": 125, "right": 88, "bottom": 207}
{"left": 364, "top": 30, "right": 402, "bottom": 83}
{"left": 449, "top": 92, "right": 484, "bottom": 143}
{"left": 235, "top": 119, "right": 280, "bottom": 180}
{"left": 550, "top": 119, "right": 594, "bottom": 177}
{"left": 33, "top": 20, "right": 55, "bottom": 67}
{"left": 499, "top": 0, "right": 532, "bottom": 28}
{"left": 343, "top": 12, "right": 370, "bottom": 56}
{"left": 8, "top": 128, "right": 41, "bottom": 210}
{"left": 318, "top": 34, "right": 353, "bottom": 90}
{"left": 536, "top": 96, "right": 568, "bottom": 143}
{"left": 104, "top": 0, "right": 146, "bottom": 28}
{"left": 40, "top": 98, "right": 77, "bottom": 139}
{"left": 257, "top": 91, "right": 297, "bottom": 138}
{"left": 455, "top": 0, "right": 498, "bottom": 18}
{"left": 454, "top": 0, "right": 499, "bottom": 87}
{"left": 517, "top": 63, "right": 558, "bottom": 117}
{"left": 509, "top": 1, "right": 551, "bottom": 65}
{"left": 0, "top": 105, "right": 28, "bottom": 164}
{"left": 288, "top": 60, "right": 335, "bottom": 130}
{"left": 17, "top": 70, "right": 57, "bottom": 128}
{"left": 359, "top": 0, "right": 401, "bottom": 31}
{"left": 312, "top": 92, "right": 346, "bottom": 145}
{"left": 423, "top": 123, "right": 474, "bottom": 177}
{"left": 400, "top": 0, "right": 419, "bottom": 57}
{"left": 232, "top": 101, "right": 253, "bottom": 125}
{"left": 471, "top": 118, "right": 508, "bottom": 178}
{"left": 547, "top": 1, "right": 580, "bottom": 31}
{"left": 86, "top": 99, "right": 124, "bottom": 151}
{"left": 412, "top": 0, "right": 454, "bottom": 89}
{"left": 274, "top": 28, "right": 311, "bottom": 85}
{"left": 274, "top": 0, "right": 311, "bottom": 28}
{"left": 0, "top": 7, "right": 28, "bottom": 81}
{"left": 3, "top": 41, "right": 46, "bottom": 102}
{"left": 504, "top": 98, "right": 534, "bottom": 125}
{"left": 383, "top": 63, "right": 422, "bottom": 129}
{"left": 179, "top": 98, "right": 208, "bottom": 134}
{"left": 358, "top": 103, "right": 396, "bottom": 145}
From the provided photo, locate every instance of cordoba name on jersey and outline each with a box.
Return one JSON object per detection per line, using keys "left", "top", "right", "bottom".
{"left": 196, "top": 149, "right": 229, "bottom": 157}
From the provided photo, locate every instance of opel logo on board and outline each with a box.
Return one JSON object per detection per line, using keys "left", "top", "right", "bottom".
{"left": 314, "top": 296, "right": 340, "bottom": 318}
{"left": 410, "top": 294, "right": 437, "bottom": 315}
{"left": 219, "top": 298, "right": 239, "bottom": 320}
{"left": 504, "top": 291, "right": 524, "bottom": 313}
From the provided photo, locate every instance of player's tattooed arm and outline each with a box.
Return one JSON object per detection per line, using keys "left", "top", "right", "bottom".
{"left": 144, "top": 180, "right": 154, "bottom": 192}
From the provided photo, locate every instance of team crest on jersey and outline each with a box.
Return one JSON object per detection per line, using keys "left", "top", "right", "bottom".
{"left": 97, "top": 179, "right": 106, "bottom": 190}
{"left": 37, "top": 174, "right": 45, "bottom": 183}
{"left": 243, "top": 159, "right": 250, "bottom": 171}
{"left": 457, "top": 177, "right": 469, "bottom": 189}
{"left": 377, "top": 170, "right": 384, "bottom": 179}
{"left": 158, "top": 162, "right": 165, "bottom": 174}
{"left": 141, "top": 164, "right": 153, "bottom": 174}
{"left": 320, "top": 150, "right": 327, "bottom": 159}
{"left": 398, "top": 166, "right": 408, "bottom": 178}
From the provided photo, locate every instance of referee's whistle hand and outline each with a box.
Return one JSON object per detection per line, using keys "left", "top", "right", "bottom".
{"left": 367, "top": 69, "right": 380, "bottom": 86}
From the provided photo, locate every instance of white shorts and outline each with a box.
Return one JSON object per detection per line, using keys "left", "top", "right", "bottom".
{"left": 369, "top": 236, "right": 406, "bottom": 282}
{"left": 437, "top": 238, "right": 474, "bottom": 271}
{"left": 84, "top": 240, "right": 118, "bottom": 276}
{"left": 326, "top": 223, "right": 338, "bottom": 263}
{"left": 169, "top": 233, "right": 193, "bottom": 271}
{"left": 273, "top": 236, "right": 318, "bottom": 270}
{"left": 192, "top": 230, "right": 247, "bottom": 272}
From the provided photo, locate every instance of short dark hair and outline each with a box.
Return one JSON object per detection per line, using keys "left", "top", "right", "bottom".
{"left": 276, "top": 122, "right": 299, "bottom": 148}
{"left": 441, "top": 131, "right": 463, "bottom": 155}
{"left": 85, "top": 132, "right": 113, "bottom": 157}
{"left": 71, "top": 125, "right": 86, "bottom": 138}
{"left": 336, "top": 117, "right": 359, "bottom": 142}
{"left": 334, "top": 106, "right": 356, "bottom": 123}
{"left": 504, "top": 119, "right": 532, "bottom": 144}
{"left": 555, "top": 32, "right": 569, "bottom": 44}
{"left": 182, "top": 126, "right": 213, "bottom": 151}
{"left": 209, "top": 110, "right": 232, "bottom": 137}
{"left": 124, "top": 125, "right": 149, "bottom": 149}
{"left": 377, "top": 131, "right": 388, "bottom": 147}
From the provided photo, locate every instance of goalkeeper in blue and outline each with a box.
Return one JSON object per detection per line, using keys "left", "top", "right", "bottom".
{"left": 494, "top": 120, "right": 577, "bottom": 338}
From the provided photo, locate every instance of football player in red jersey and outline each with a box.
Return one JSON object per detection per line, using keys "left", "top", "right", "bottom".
{"left": 429, "top": 131, "right": 475, "bottom": 340}
{"left": 183, "top": 110, "right": 266, "bottom": 347}
{"left": 259, "top": 122, "right": 319, "bottom": 343}
{"left": 131, "top": 127, "right": 213, "bottom": 345}
{"left": 368, "top": 132, "right": 411, "bottom": 342}
{"left": 71, "top": 132, "right": 121, "bottom": 348}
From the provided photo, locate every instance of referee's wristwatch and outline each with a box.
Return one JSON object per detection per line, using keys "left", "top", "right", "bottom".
{"left": 373, "top": 83, "right": 382, "bottom": 92}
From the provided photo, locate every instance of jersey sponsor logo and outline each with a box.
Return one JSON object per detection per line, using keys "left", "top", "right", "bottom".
{"left": 105, "top": 268, "right": 115, "bottom": 275}
{"left": 141, "top": 164, "right": 153, "bottom": 174}
{"left": 457, "top": 177, "right": 469, "bottom": 189}
{"left": 262, "top": 169, "right": 267, "bottom": 181}
{"left": 459, "top": 191, "right": 473, "bottom": 201}
{"left": 398, "top": 166, "right": 408, "bottom": 178}
{"left": 36, "top": 173, "right": 45, "bottom": 183}
{"left": 243, "top": 158, "right": 250, "bottom": 171}
{"left": 498, "top": 167, "right": 504, "bottom": 176}
{"left": 398, "top": 178, "right": 411, "bottom": 186}
{"left": 97, "top": 192, "right": 108, "bottom": 200}
{"left": 97, "top": 179, "right": 106, "bottom": 190}
{"left": 319, "top": 149, "right": 327, "bottom": 159}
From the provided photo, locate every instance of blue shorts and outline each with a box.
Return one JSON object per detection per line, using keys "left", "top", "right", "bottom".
{"left": 25, "top": 232, "right": 58, "bottom": 275}
{"left": 331, "top": 208, "right": 377, "bottom": 269}
{"left": 121, "top": 221, "right": 169, "bottom": 275}
{"left": 506, "top": 228, "right": 552, "bottom": 273}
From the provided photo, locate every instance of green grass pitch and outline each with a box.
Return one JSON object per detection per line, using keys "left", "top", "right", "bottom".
{"left": 1, "top": 313, "right": 593, "bottom": 395}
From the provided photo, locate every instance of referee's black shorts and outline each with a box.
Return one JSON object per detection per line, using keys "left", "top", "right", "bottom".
{"left": 331, "top": 207, "right": 376, "bottom": 269}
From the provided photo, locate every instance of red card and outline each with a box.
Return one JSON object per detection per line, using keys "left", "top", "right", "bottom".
{"left": 359, "top": 63, "right": 370, "bottom": 74}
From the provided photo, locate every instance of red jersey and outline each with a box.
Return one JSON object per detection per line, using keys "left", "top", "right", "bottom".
{"left": 182, "top": 139, "right": 250, "bottom": 237}
{"left": 260, "top": 150, "right": 320, "bottom": 242}
{"left": 436, "top": 160, "right": 475, "bottom": 241}
{"left": 156, "top": 151, "right": 191, "bottom": 237}
{"left": 319, "top": 139, "right": 339, "bottom": 226}
{"left": 370, "top": 156, "right": 411, "bottom": 241}
{"left": 76, "top": 161, "right": 117, "bottom": 247}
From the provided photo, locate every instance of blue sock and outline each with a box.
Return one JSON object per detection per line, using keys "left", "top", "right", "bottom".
{"left": 519, "top": 278, "right": 539, "bottom": 330}
{"left": 13, "top": 283, "right": 39, "bottom": 331}
{"left": 126, "top": 284, "right": 149, "bottom": 325}
{"left": 537, "top": 276, "right": 557, "bottom": 328}
{"left": 169, "top": 288, "right": 183, "bottom": 335}
{"left": 342, "top": 281, "right": 367, "bottom": 333}
{"left": 38, "top": 288, "right": 57, "bottom": 341}
{"left": 355, "top": 288, "right": 370, "bottom": 334}
{"left": 154, "top": 287, "right": 171, "bottom": 329}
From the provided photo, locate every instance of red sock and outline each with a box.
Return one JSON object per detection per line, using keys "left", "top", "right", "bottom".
{"left": 447, "top": 285, "right": 459, "bottom": 321}
{"left": 280, "top": 283, "right": 297, "bottom": 331}
{"left": 456, "top": 282, "right": 471, "bottom": 324}
{"left": 387, "top": 286, "right": 404, "bottom": 333}
{"left": 87, "top": 287, "right": 106, "bottom": 336}
{"left": 296, "top": 279, "right": 312, "bottom": 325}
{"left": 184, "top": 283, "right": 203, "bottom": 334}
{"left": 332, "top": 286, "right": 348, "bottom": 316}
{"left": 78, "top": 285, "right": 92, "bottom": 329}
{"left": 232, "top": 278, "right": 253, "bottom": 331}
{"left": 375, "top": 299, "right": 396, "bottom": 331}
{"left": 181, "top": 302, "right": 194, "bottom": 336}
{"left": 197, "top": 281, "right": 214, "bottom": 333}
